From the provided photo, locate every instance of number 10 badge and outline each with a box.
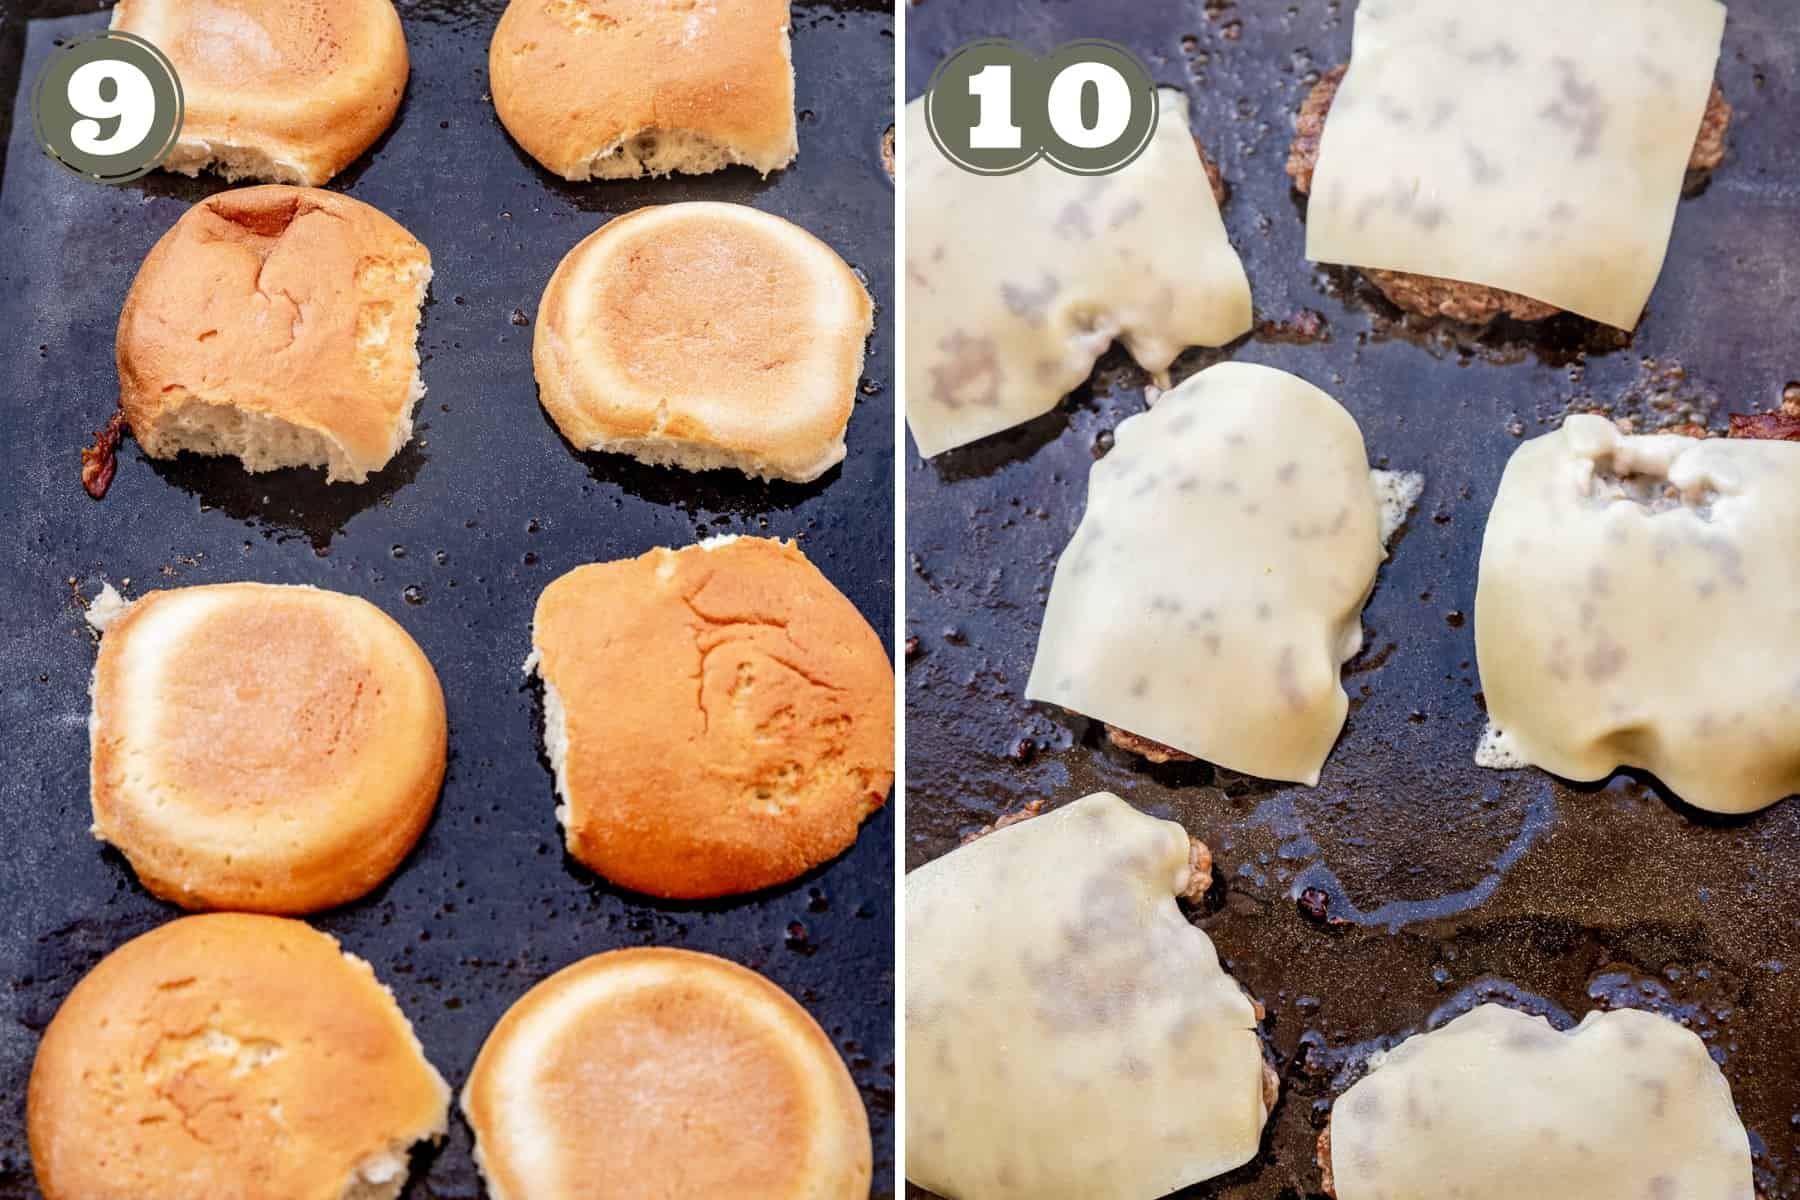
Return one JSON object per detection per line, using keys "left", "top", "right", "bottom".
{"left": 31, "top": 30, "right": 184, "bottom": 185}
{"left": 922, "top": 39, "right": 1159, "bottom": 177}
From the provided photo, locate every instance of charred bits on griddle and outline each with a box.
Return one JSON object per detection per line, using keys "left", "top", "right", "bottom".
{"left": 81, "top": 412, "right": 127, "bottom": 499}
{"left": 1298, "top": 886, "right": 1351, "bottom": 927}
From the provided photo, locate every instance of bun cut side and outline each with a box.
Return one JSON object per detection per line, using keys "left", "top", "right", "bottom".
{"left": 89, "top": 582, "right": 447, "bottom": 913}
{"left": 462, "top": 948, "right": 871, "bottom": 1200}
{"left": 534, "top": 203, "right": 872, "bottom": 483}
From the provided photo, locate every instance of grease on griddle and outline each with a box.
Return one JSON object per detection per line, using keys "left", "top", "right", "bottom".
{"left": 80, "top": 412, "right": 127, "bottom": 500}
{"left": 1555, "top": 355, "right": 1721, "bottom": 437}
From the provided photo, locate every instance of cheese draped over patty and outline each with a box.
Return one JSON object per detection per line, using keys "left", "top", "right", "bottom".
{"left": 1026, "top": 363, "right": 1387, "bottom": 785}
{"left": 904, "top": 88, "right": 1251, "bottom": 457}
{"left": 905, "top": 794, "right": 1267, "bottom": 1200}
{"left": 1475, "top": 414, "right": 1800, "bottom": 814}
{"left": 1329, "top": 1004, "right": 1753, "bottom": 1200}
{"left": 1305, "top": 0, "right": 1726, "bottom": 329}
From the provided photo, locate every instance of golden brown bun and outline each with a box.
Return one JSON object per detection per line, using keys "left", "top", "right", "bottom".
{"left": 89, "top": 583, "right": 447, "bottom": 913}
{"left": 489, "top": 0, "right": 796, "bottom": 180}
{"left": 462, "top": 947, "right": 871, "bottom": 1200}
{"left": 530, "top": 537, "right": 893, "bottom": 899}
{"left": 116, "top": 186, "right": 432, "bottom": 484}
{"left": 534, "top": 203, "right": 873, "bottom": 483}
{"left": 111, "top": 0, "right": 409, "bottom": 186}
{"left": 28, "top": 914, "right": 450, "bottom": 1200}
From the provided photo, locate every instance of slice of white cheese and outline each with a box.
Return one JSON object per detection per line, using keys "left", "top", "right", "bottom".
{"left": 905, "top": 793, "right": 1268, "bottom": 1200}
{"left": 1025, "top": 362, "right": 1386, "bottom": 785}
{"left": 1330, "top": 1004, "right": 1753, "bottom": 1200}
{"left": 904, "top": 88, "right": 1252, "bottom": 458}
{"left": 1305, "top": 0, "right": 1726, "bottom": 330}
{"left": 1474, "top": 414, "right": 1800, "bottom": 814}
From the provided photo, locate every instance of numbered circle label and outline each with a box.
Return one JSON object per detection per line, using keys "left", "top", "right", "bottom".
{"left": 31, "top": 31, "right": 183, "bottom": 185}
{"left": 923, "top": 38, "right": 1159, "bottom": 177}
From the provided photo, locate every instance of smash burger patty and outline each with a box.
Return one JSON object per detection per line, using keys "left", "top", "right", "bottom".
{"left": 1287, "top": 67, "right": 1732, "bottom": 325}
{"left": 1105, "top": 397, "right": 1794, "bottom": 774}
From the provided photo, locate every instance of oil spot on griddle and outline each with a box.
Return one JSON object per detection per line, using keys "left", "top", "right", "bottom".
{"left": 144, "top": 442, "right": 427, "bottom": 554}
{"left": 785, "top": 921, "right": 818, "bottom": 956}
{"left": 1282, "top": 781, "right": 1555, "bottom": 932}
{"left": 1557, "top": 356, "right": 1723, "bottom": 435}
{"left": 564, "top": 430, "right": 831, "bottom": 522}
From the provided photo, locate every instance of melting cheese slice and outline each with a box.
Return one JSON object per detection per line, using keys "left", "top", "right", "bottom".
{"left": 1475, "top": 414, "right": 1800, "bottom": 814}
{"left": 904, "top": 88, "right": 1252, "bottom": 457}
{"left": 1306, "top": 0, "right": 1726, "bottom": 330}
{"left": 1330, "top": 1004, "right": 1753, "bottom": 1200}
{"left": 1026, "top": 363, "right": 1385, "bottom": 785}
{"left": 905, "top": 793, "right": 1267, "bottom": 1200}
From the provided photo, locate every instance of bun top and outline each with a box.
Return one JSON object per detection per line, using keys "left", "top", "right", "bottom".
{"left": 531, "top": 537, "right": 894, "bottom": 899}
{"left": 116, "top": 186, "right": 431, "bottom": 480}
{"left": 489, "top": 0, "right": 796, "bottom": 179}
{"left": 28, "top": 913, "right": 449, "bottom": 1200}
{"left": 463, "top": 947, "right": 871, "bottom": 1200}
{"left": 111, "top": 0, "right": 410, "bottom": 184}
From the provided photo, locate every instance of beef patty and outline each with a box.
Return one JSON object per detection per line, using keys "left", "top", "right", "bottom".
{"left": 1107, "top": 392, "right": 1791, "bottom": 774}
{"left": 1286, "top": 66, "right": 1732, "bottom": 325}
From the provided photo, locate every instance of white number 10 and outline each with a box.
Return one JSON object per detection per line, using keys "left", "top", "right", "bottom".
{"left": 67, "top": 59, "right": 157, "bottom": 157}
{"left": 967, "top": 60, "right": 1136, "bottom": 154}
{"left": 966, "top": 64, "right": 1021, "bottom": 151}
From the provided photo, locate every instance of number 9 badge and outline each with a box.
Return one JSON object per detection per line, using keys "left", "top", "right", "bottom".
{"left": 31, "top": 30, "right": 183, "bottom": 185}
{"left": 922, "top": 38, "right": 1159, "bottom": 177}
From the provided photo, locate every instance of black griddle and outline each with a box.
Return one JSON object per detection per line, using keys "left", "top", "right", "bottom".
{"left": 0, "top": 1, "right": 896, "bottom": 1195}
{"left": 904, "top": 3, "right": 1800, "bottom": 1197}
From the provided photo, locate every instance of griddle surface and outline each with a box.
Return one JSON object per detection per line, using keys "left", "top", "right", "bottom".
{"left": 0, "top": 1, "right": 897, "bottom": 1194}
{"left": 904, "top": 3, "right": 1800, "bottom": 1197}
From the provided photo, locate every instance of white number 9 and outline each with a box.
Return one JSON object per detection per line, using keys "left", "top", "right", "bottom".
{"left": 66, "top": 58, "right": 157, "bottom": 157}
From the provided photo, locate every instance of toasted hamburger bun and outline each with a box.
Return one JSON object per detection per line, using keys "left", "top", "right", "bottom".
{"left": 111, "top": 0, "right": 410, "bottom": 186}
{"left": 115, "top": 186, "right": 430, "bottom": 483}
{"left": 28, "top": 913, "right": 450, "bottom": 1200}
{"left": 534, "top": 203, "right": 872, "bottom": 483}
{"left": 462, "top": 947, "right": 871, "bottom": 1200}
{"left": 89, "top": 582, "right": 447, "bottom": 913}
{"left": 528, "top": 536, "right": 894, "bottom": 899}
{"left": 489, "top": 0, "right": 795, "bottom": 180}
{"left": 116, "top": 186, "right": 431, "bottom": 484}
